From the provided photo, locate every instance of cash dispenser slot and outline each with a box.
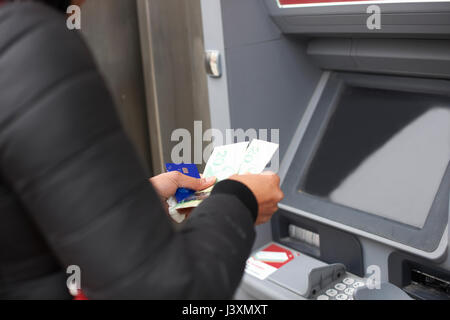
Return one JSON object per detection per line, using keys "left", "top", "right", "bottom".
{"left": 288, "top": 224, "right": 320, "bottom": 249}
{"left": 405, "top": 269, "right": 450, "bottom": 300}
{"left": 273, "top": 209, "right": 365, "bottom": 277}
{"left": 389, "top": 252, "right": 450, "bottom": 300}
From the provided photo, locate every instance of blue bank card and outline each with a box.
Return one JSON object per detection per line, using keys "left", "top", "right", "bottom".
{"left": 165, "top": 163, "right": 201, "bottom": 203}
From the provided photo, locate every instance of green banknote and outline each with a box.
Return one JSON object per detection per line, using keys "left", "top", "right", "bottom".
{"left": 238, "top": 139, "right": 279, "bottom": 174}
{"left": 203, "top": 142, "right": 249, "bottom": 181}
{"left": 172, "top": 140, "right": 279, "bottom": 211}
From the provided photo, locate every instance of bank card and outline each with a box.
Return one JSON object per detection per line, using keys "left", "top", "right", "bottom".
{"left": 165, "top": 163, "right": 200, "bottom": 202}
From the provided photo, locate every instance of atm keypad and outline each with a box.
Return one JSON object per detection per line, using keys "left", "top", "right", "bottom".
{"left": 325, "top": 289, "right": 338, "bottom": 297}
{"left": 344, "top": 287, "right": 354, "bottom": 295}
{"left": 316, "top": 275, "right": 365, "bottom": 300}
{"left": 343, "top": 278, "right": 355, "bottom": 285}
{"left": 334, "top": 283, "right": 346, "bottom": 291}
{"left": 335, "top": 293, "right": 348, "bottom": 300}
{"left": 352, "top": 281, "right": 365, "bottom": 288}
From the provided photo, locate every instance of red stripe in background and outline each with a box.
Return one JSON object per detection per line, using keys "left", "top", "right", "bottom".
{"left": 279, "top": 0, "right": 375, "bottom": 5}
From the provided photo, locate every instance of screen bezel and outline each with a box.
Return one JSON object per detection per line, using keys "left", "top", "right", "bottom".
{"left": 281, "top": 72, "right": 450, "bottom": 252}
{"left": 265, "top": 0, "right": 450, "bottom": 38}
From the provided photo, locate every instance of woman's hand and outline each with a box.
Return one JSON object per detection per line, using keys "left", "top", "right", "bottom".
{"left": 229, "top": 172, "right": 284, "bottom": 225}
{"left": 150, "top": 172, "right": 216, "bottom": 219}
{"left": 150, "top": 171, "right": 216, "bottom": 199}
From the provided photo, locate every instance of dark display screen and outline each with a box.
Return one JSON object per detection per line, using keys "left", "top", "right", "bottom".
{"left": 301, "top": 86, "right": 450, "bottom": 228}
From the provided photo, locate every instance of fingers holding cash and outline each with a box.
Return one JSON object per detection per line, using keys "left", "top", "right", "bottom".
{"left": 229, "top": 172, "right": 284, "bottom": 225}
{"left": 167, "top": 139, "right": 281, "bottom": 225}
{"left": 174, "top": 172, "right": 217, "bottom": 191}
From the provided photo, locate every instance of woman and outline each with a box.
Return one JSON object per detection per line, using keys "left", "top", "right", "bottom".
{"left": 0, "top": 0, "right": 284, "bottom": 299}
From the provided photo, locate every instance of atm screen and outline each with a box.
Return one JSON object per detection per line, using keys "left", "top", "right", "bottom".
{"left": 301, "top": 87, "right": 450, "bottom": 228}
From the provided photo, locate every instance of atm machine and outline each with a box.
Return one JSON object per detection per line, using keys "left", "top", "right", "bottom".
{"left": 200, "top": 0, "right": 450, "bottom": 300}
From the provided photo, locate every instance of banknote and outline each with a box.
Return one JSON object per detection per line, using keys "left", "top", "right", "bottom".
{"left": 173, "top": 185, "right": 215, "bottom": 210}
{"left": 203, "top": 142, "right": 249, "bottom": 181}
{"left": 170, "top": 140, "right": 279, "bottom": 212}
{"left": 238, "top": 139, "right": 279, "bottom": 175}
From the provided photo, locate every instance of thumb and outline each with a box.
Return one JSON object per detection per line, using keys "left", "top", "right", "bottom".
{"left": 176, "top": 174, "right": 216, "bottom": 191}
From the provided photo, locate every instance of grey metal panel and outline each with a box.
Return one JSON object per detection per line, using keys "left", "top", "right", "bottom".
{"left": 235, "top": 274, "right": 305, "bottom": 299}
{"left": 353, "top": 39, "right": 450, "bottom": 78}
{"left": 225, "top": 39, "right": 321, "bottom": 159}
{"left": 200, "top": 0, "right": 232, "bottom": 137}
{"left": 215, "top": 0, "right": 321, "bottom": 160}
{"left": 221, "top": 0, "right": 282, "bottom": 49}
{"left": 354, "top": 282, "right": 413, "bottom": 300}
{"left": 308, "top": 38, "right": 450, "bottom": 79}
{"left": 264, "top": 0, "right": 450, "bottom": 37}
{"left": 253, "top": 223, "right": 274, "bottom": 251}
{"left": 307, "top": 39, "right": 355, "bottom": 72}
{"left": 359, "top": 237, "right": 392, "bottom": 282}
{"left": 267, "top": 253, "right": 327, "bottom": 296}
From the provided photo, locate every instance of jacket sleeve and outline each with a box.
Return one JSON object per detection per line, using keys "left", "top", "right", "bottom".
{"left": 0, "top": 3, "right": 256, "bottom": 299}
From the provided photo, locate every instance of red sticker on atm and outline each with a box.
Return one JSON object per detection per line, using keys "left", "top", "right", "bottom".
{"left": 245, "top": 243, "right": 300, "bottom": 280}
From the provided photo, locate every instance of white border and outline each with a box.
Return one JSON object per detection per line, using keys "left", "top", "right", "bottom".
{"left": 276, "top": 0, "right": 450, "bottom": 8}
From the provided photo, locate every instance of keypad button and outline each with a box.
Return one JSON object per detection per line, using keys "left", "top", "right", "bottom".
{"left": 353, "top": 281, "right": 365, "bottom": 288}
{"left": 317, "top": 295, "right": 329, "bottom": 300}
{"left": 335, "top": 283, "right": 346, "bottom": 291}
{"left": 326, "top": 289, "right": 338, "bottom": 297}
{"left": 336, "top": 293, "right": 348, "bottom": 300}
{"left": 343, "top": 278, "right": 355, "bottom": 285}
{"left": 344, "top": 287, "right": 355, "bottom": 296}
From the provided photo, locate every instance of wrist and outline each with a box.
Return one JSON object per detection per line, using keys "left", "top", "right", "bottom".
{"left": 211, "top": 180, "right": 258, "bottom": 222}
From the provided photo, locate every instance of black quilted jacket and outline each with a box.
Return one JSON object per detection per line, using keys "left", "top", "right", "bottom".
{"left": 0, "top": 2, "right": 257, "bottom": 299}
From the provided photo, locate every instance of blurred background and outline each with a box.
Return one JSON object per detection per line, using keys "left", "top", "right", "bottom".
{"left": 81, "top": 0, "right": 211, "bottom": 176}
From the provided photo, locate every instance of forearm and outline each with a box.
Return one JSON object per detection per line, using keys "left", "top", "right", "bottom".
{"left": 84, "top": 192, "right": 256, "bottom": 300}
